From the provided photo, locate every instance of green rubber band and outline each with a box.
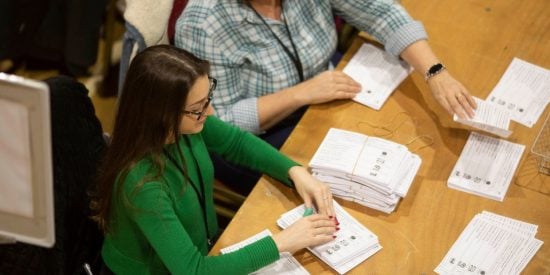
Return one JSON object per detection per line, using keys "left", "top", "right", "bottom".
{"left": 303, "top": 207, "right": 314, "bottom": 217}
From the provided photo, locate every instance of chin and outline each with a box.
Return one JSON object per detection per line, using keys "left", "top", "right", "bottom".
{"left": 180, "top": 124, "right": 204, "bottom": 135}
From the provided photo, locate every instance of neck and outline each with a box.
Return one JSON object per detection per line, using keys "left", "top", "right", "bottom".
{"left": 249, "top": 0, "right": 282, "bottom": 20}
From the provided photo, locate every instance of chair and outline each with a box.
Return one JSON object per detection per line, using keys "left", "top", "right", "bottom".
{"left": 0, "top": 76, "right": 106, "bottom": 274}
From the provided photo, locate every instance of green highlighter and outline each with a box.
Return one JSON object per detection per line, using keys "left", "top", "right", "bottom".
{"left": 303, "top": 207, "right": 314, "bottom": 217}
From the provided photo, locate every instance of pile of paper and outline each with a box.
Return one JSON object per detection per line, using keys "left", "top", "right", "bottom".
{"left": 277, "top": 201, "right": 381, "bottom": 274}
{"left": 454, "top": 57, "right": 550, "bottom": 137}
{"left": 220, "top": 229, "right": 309, "bottom": 275}
{"left": 453, "top": 96, "right": 512, "bottom": 138}
{"left": 343, "top": 43, "right": 412, "bottom": 110}
{"left": 448, "top": 132, "right": 525, "bottom": 201}
{"left": 309, "top": 128, "right": 421, "bottom": 213}
{"left": 487, "top": 58, "right": 550, "bottom": 128}
{"left": 435, "top": 211, "right": 543, "bottom": 274}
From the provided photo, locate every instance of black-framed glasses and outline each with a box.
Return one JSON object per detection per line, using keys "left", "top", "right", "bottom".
{"left": 183, "top": 77, "right": 217, "bottom": 121}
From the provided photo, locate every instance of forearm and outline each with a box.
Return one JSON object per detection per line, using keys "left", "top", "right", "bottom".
{"left": 257, "top": 84, "right": 308, "bottom": 131}
{"left": 400, "top": 40, "right": 477, "bottom": 118}
{"left": 399, "top": 39, "right": 441, "bottom": 78}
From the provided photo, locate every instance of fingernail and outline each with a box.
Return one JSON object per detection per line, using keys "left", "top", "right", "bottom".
{"left": 329, "top": 215, "right": 333, "bottom": 219}
{"left": 336, "top": 227, "right": 340, "bottom": 231}
{"left": 333, "top": 235, "right": 336, "bottom": 239}
{"left": 335, "top": 217, "right": 340, "bottom": 224}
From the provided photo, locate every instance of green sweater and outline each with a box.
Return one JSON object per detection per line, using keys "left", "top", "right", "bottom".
{"left": 102, "top": 116, "right": 298, "bottom": 274}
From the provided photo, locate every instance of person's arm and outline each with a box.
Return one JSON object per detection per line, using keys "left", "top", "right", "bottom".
{"left": 202, "top": 116, "right": 335, "bottom": 217}
{"left": 202, "top": 116, "right": 298, "bottom": 185}
{"left": 257, "top": 72, "right": 361, "bottom": 130}
{"left": 331, "top": 0, "right": 476, "bottom": 118}
{"left": 400, "top": 40, "right": 476, "bottom": 118}
{"left": 125, "top": 180, "right": 280, "bottom": 274}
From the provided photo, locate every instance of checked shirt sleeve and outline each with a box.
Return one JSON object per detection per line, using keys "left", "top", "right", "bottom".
{"left": 330, "top": 0, "right": 428, "bottom": 56}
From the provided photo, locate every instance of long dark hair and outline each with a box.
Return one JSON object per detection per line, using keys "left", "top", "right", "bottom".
{"left": 91, "top": 45, "right": 210, "bottom": 232}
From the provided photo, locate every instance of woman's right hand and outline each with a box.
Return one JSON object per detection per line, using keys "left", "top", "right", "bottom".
{"left": 272, "top": 214, "right": 338, "bottom": 254}
{"left": 294, "top": 71, "right": 361, "bottom": 105}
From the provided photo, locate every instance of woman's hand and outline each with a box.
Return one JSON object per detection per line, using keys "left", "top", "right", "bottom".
{"left": 294, "top": 71, "right": 361, "bottom": 105}
{"left": 272, "top": 214, "right": 337, "bottom": 254}
{"left": 288, "top": 166, "right": 335, "bottom": 217}
{"left": 428, "top": 71, "right": 477, "bottom": 119}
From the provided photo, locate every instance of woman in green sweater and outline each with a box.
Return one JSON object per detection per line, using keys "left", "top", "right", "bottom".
{"left": 91, "top": 45, "right": 338, "bottom": 275}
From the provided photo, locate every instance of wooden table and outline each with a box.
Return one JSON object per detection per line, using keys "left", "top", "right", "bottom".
{"left": 211, "top": 0, "right": 550, "bottom": 273}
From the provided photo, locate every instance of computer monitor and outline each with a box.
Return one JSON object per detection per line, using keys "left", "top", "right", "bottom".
{"left": 0, "top": 73, "right": 54, "bottom": 248}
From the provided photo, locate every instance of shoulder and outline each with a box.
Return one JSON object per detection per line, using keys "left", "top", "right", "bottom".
{"left": 202, "top": 115, "right": 237, "bottom": 136}
{"left": 178, "top": 0, "right": 246, "bottom": 34}
{"left": 118, "top": 157, "right": 166, "bottom": 197}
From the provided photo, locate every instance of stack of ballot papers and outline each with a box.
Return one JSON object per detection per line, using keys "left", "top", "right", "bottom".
{"left": 343, "top": 43, "right": 412, "bottom": 110}
{"left": 220, "top": 229, "right": 309, "bottom": 275}
{"left": 453, "top": 96, "right": 512, "bottom": 138}
{"left": 309, "top": 128, "right": 422, "bottom": 213}
{"left": 448, "top": 132, "right": 525, "bottom": 201}
{"left": 435, "top": 211, "right": 543, "bottom": 274}
{"left": 487, "top": 58, "right": 550, "bottom": 128}
{"left": 277, "top": 201, "right": 382, "bottom": 274}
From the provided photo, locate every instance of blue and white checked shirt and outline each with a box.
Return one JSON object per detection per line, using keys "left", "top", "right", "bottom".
{"left": 176, "top": 0, "right": 427, "bottom": 133}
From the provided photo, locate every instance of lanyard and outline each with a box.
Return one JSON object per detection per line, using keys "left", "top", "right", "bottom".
{"left": 248, "top": 3, "right": 304, "bottom": 82}
{"left": 162, "top": 136, "right": 212, "bottom": 247}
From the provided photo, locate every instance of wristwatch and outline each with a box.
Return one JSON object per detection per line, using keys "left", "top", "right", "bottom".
{"left": 425, "top": 63, "right": 446, "bottom": 82}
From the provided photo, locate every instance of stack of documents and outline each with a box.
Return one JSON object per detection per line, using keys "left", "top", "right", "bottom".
{"left": 309, "top": 128, "right": 422, "bottom": 213}
{"left": 487, "top": 58, "right": 550, "bottom": 128}
{"left": 435, "top": 211, "right": 543, "bottom": 274}
{"left": 448, "top": 132, "right": 525, "bottom": 201}
{"left": 220, "top": 229, "right": 309, "bottom": 275}
{"left": 343, "top": 43, "right": 412, "bottom": 110}
{"left": 277, "top": 201, "right": 382, "bottom": 274}
{"left": 453, "top": 96, "right": 512, "bottom": 138}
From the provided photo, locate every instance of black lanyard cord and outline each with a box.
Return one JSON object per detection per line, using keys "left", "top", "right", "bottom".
{"left": 248, "top": 3, "right": 304, "bottom": 82}
{"left": 162, "top": 136, "right": 212, "bottom": 247}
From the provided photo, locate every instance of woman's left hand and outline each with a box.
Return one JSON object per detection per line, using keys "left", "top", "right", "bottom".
{"left": 288, "top": 166, "right": 335, "bottom": 217}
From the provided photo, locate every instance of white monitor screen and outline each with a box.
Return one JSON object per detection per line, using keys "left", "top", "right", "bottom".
{"left": 0, "top": 73, "right": 54, "bottom": 247}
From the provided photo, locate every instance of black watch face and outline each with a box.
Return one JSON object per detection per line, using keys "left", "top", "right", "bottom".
{"left": 429, "top": 63, "right": 443, "bottom": 74}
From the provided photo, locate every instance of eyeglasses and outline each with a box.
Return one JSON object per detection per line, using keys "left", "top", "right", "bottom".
{"left": 183, "top": 77, "right": 217, "bottom": 121}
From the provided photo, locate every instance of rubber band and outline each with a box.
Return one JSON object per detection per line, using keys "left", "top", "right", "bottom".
{"left": 355, "top": 112, "right": 434, "bottom": 152}
{"left": 405, "top": 135, "right": 435, "bottom": 153}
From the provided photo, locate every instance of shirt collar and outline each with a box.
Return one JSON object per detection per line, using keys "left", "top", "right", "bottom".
{"left": 238, "top": 0, "right": 285, "bottom": 25}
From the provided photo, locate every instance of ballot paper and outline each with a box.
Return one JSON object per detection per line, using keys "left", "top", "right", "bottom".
{"left": 447, "top": 132, "right": 525, "bottom": 201}
{"left": 277, "top": 201, "right": 382, "bottom": 274}
{"left": 309, "top": 128, "right": 421, "bottom": 213}
{"left": 343, "top": 43, "right": 412, "bottom": 110}
{"left": 221, "top": 229, "right": 309, "bottom": 275}
{"left": 487, "top": 58, "right": 550, "bottom": 127}
{"left": 435, "top": 211, "right": 543, "bottom": 275}
{"left": 453, "top": 96, "right": 512, "bottom": 138}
